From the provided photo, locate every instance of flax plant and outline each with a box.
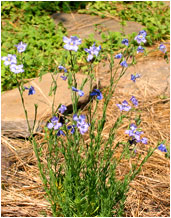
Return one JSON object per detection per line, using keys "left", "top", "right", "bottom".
{"left": 1, "top": 31, "right": 168, "bottom": 217}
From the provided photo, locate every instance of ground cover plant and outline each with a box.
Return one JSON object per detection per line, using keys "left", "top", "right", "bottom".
{"left": 1, "top": 1, "right": 170, "bottom": 92}
{"left": 2, "top": 27, "right": 169, "bottom": 216}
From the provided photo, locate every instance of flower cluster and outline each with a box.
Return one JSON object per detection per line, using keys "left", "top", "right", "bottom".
{"left": 117, "top": 96, "right": 138, "bottom": 112}
{"left": 73, "top": 114, "right": 89, "bottom": 135}
{"left": 47, "top": 116, "right": 65, "bottom": 136}
{"left": 117, "top": 100, "right": 131, "bottom": 112}
{"left": 84, "top": 43, "right": 101, "bottom": 62}
{"left": 125, "top": 124, "right": 148, "bottom": 144}
{"left": 1, "top": 42, "right": 35, "bottom": 93}
{"left": 63, "top": 36, "right": 101, "bottom": 63}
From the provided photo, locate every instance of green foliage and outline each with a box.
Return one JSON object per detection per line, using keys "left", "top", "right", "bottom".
{"left": 1, "top": 1, "right": 87, "bottom": 92}
{"left": 1, "top": 1, "right": 170, "bottom": 92}
{"left": 1, "top": 1, "right": 70, "bottom": 91}
{"left": 79, "top": 1, "right": 170, "bottom": 44}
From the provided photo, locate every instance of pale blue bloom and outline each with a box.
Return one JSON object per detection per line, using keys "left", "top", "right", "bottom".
{"left": 125, "top": 123, "right": 148, "bottom": 144}
{"left": 10, "top": 64, "right": 24, "bottom": 74}
{"left": 120, "top": 60, "right": 128, "bottom": 67}
{"left": 1, "top": 54, "right": 17, "bottom": 66}
{"left": 58, "top": 105, "right": 67, "bottom": 114}
{"left": 130, "top": 96, "right": 138, "bottom": 106}
{"left": 15, "top": 42, "right": 27, "bottom": 53}
{"left": 159, "top": 44, "right": 167, "bottom": 53}
{"left": 58, "top": 65, "right": 67, "bottom": 73}
{"left": 84, "top": 43, "right": 101, "bottom": 61}
{"left": 137, "top": 46, "right": 144, "bottom": 54}
{"left": 117, "top": 100, "right": 131, "bottom": 112}
{"left": 63, "top": 36, "right": 81, "bottom": 51}
{"left": 72, "top": 87, "right": 84, "bottom": 97}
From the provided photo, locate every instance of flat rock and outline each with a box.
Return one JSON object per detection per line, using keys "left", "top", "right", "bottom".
{"left": 1, "top": 73, "right": 95, "bottom": 138}
{"left": 52, "top": 13, "right": 144, "bottom": 40}
{"left": 118, "top": 59, "right": 170, "bottom": 97}
{"left": 98, "top": 58, "right": 170, "bottom": 97}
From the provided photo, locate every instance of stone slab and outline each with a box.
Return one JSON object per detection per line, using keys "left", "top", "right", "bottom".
{"left": 98, "top": 58, "right": 170, "bottom": 97}
{"left": 52, "top": 13, "right": 144, "bottom": 40}
{"left": 1, "top": 73, "right": 95, "bottom": 138}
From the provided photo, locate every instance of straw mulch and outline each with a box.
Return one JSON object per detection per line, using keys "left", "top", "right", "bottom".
{"left": 91, "top": 89, "right": 170, "bottom": 217}
{"left": 1, "top": 52, "right": 170, "bottom": 217}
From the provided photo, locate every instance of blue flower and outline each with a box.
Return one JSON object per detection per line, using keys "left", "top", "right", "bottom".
{"left": 78, "top": 90, "right": 84, "bottom": 97}
{"left": 84, "top": 43, "right": 101, "bottom": 61}
{"left": 54, "top": 122, "right": 62, "bottom": 130}
{"left": 47, "top": 116, "right": 63, "bottom": 131}
{"left": 58, "top": 65, "right": 67, "bottom": 73}
{"left": 58, "top": 105, "right": 67, "bottom": 114}
{"left": 141, "top": 137, "right": 148, "bottom": 144}
{"left": 1, "top": 54, "right": 17, "bottom": 66}
{"left": 131, "top": 74, "right": 141, "bottom": 82}
{"left": 24, "top": 86, "right": 35, "bottom": 95}
{"left": 120, "top": 60, "right": 128, "bottom": 67}
{"left": 115, "top": 53, "right": 123, "bottom": 59}
{"left": 67, "top": 125, "right": 76, "bottom": 134}
{"left": 73, "top": 114, "right": 86, "bottom": 122}
{"left": 158, "top": 144, "right": 167, "bottom": 152}
{"left": 72, "top": 87, "right": 84, "bottom": 97}
{"left": 159, "top": 44, "right": 167, "bottom": 53}
{"left": 63, "top": 36, "right": 81, "bottom": 52}
{"left": 90, "top": 89, "right": 103, "bottom": 100}
{"left": 15, "top": 42, "right": 27, "bottom": 53}
{"left": 47, "top": 116, "right": 59, "bottom": 129}
{"left": 130, "top": 96, "right": 138, "bottom": 106}
{"left": 72, "top": 114, "right": 89, "bottom": 135}
{"left": 10, "top": 64, "right": 24, "bottom": 74}
{"left": 134, "top": 33, "right": 146, "bottom": 44}
{"left": 125, "top": 124, "right": 147, "bottom": 144}
{"left": 57, "top": 130, "right": 65, "bottom": 136}
{"left": 137, "top": 46, "right": 144, "bottom": 54}
{"left": 122, "top": 39, "right": 129, "bottom": 46}
{"left": 117, "top": 100, "right": 131, "bottom": 112}
{"left": 138, "top": 30, "right": 147, "bottom": 37}
{"left": 60, "top": 75, "right": 67, "bottom": 81}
